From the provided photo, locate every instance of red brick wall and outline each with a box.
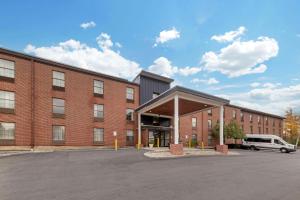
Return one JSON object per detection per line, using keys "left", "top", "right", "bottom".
{"left": 0, "top": 54, "right": 33, "bottom": 146}
{"left": 180, "top": 106, "right": 284, "bottom": 147}
{"left": 0, "top": 53, "right": 139, "bottom": 147}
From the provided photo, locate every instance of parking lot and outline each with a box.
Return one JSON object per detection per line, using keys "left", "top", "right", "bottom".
{"left": 0, "top": 149, "right": 299, "bottom": 200}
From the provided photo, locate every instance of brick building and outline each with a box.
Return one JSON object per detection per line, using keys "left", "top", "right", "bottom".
{"left": 0, "top": 48, "right": 284, "bottom": 150}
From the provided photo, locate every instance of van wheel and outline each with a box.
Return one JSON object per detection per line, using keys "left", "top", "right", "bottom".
{"left": 250, "top": 146, "right": 256, "bottom": 151}
{"left": 280, "top": 148, "right": 288, "bottom": 153}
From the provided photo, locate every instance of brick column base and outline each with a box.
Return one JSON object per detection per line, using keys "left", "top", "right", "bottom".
{"left": 170, "top": 144, "right": 184, "bottom": 155}
{"left": 216, "top": 144, "right": 228, "bottom": 154}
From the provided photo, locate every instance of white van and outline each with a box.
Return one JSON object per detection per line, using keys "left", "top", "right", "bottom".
{"left": 242, "top": 134, "right": 296, "bottom": 153}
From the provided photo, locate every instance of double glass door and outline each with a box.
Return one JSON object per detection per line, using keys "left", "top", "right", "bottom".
{"left": 149, "top": 130, "right": 170, "bottom": 147}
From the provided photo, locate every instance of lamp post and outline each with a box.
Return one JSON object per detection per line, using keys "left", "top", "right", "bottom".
{"left": 113, "top": 131, "right": 118, "bottom": 151}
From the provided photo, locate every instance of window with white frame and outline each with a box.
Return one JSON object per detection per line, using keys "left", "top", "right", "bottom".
{"left": 207, "top": 109, "right": 212, "bottom": 116}
{"left": 94, "top": 128, "right": 104, "bottom": 143}
{"left": 208, "top": 119, "right": 212, "bottom": 130}
{"left": 249, "top": 114, "right": 253, "bottom": 122}
{"left": 0, "top": 59, "right": 15, "bottom": 79}
{"left": 240, "top": 112, "right": 244, "bottom": 121}
{"left": 126, "top": 130, "right": 134, "bottom": 146}
{"left": 126, "top": 109, "right": 134, "bottom": 121}
{"left": 52, "top": 125, "right": 65, "bottom": 142}
{"left": 126, "top": 87, "right": 134, "bottom": 100}
{"left": 0, "top": 90, "right": 15, "bottom": 109}
{"left": 52, "top": 98, "right": 65, "bottom": 114}
{"left": 0, "top": 122, "right": 15, "bottom": 140}
{"left": 192, "top": 117, "right": 197, "bottom": 128}
{"left": 258, "top": 116, "right": 261, "bottom": 124}
{"left": 233, "top": 110, "right": 236, "bottom": 119}
{"left": 94, "top": 104, "right": 104, "bottom": 118}
{"left": 52, "top": 71, "right": 65, "bottom": 88}
{"left": 94, "top": 80, "right": 104, "bottom": 95}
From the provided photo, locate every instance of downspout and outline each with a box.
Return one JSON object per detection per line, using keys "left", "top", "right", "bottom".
{"left": 30, "top": 59, "right": 35, "bottom": 149}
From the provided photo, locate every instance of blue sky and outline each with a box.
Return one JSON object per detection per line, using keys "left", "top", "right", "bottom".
{"left": 1, "top": 0, "right": 300, "bottom": 115}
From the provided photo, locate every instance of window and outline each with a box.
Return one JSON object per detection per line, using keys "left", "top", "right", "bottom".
{"left": 0, "top": 122, "right": 15, "bottom": 140}
{"left": 52, "top": 98, "right": 65, "bottom": 115}
{"left": 258, "top": 127, "right": 261, "bottom": 134}
{"left": 265, "top": 117, "right": 268, "bottom": 125}
{"left": 233, "top": 110, "right": 236, "bottom": 119}
{"left": 0, "top": 90, "right": 15, "bottom": 111}
{"left": 52, "top": 71, "right": 65, "bottom": 88}
{"left": 152, "top": 92, "right": 159, "bottom": 99}
{"left": 249, "top": 114, "right": 253, "bottom": 123}
{"left": 192, "top": 117, "right": 197, "bottom": 128}
{"left": 274, "top": 139, "right": 284, "bottom": 145}
{"left": 0, "top": 59, "right": 15, "bottom": 79}
{"left": 279, "top": 121, "right": 282, "bottom": 127}
{"left": 240, "top": 112, "right": 244, "bottom": 122}
{"left": 126, "top": 87, "right": 134, "bottom": 101}
{"left": 266, "top": 128, "right": 269, "bottom": 134}
{"left": 52, "top": 126, "right": 65, "bottom": 143}
{"left": 207, "top": 109, "right": 212, "bottom": 116}
{"left": 126, "top": 130, "right": 134, "bottom": 146}
{"left": 126, "top": 109, "right": 134, "bottom": 121}
{"left": 94, "top": 104, "right": 104, "bottom": 119}
{"left": 273, "top": 119, "right": 275, "bottom": 127}
{"left": 94, "top": 128, "right": 104, "bottom": 143}
{"left": 208, "top": 119, "right": 212, "bottom": 130}
{"left": 94, "top": 80, "right": 104, "bottom": 96}
{"left": 250, "top": 126, "right": 253, "bottom": 134}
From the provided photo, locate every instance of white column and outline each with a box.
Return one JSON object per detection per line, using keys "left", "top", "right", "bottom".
{"left": 174, "top": 95, "right": 179, "bottom": 144}
{"left": 219, "top": 105, "right": 224, "bottom": 145}
{"left": 138, "top": 112, "right": 141, "bottom": 148}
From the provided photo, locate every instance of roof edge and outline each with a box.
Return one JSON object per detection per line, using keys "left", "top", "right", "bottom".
{"left": 0, "top": 47, "right": 139, "bottom": 86}
{"left": 133, "top": 70, "right": 174, "bottom": 83}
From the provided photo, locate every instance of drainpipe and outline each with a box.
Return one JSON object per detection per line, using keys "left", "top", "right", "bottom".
{"left": 30, "top": 59, "right": 35, "bottom": 149}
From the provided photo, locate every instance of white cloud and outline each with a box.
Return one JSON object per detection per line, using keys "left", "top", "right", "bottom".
{"left": 154, "top": 27, "right": 180, "bottom": 47}
{"left": 148, "top": 57, "right": 201, "bottom": 77}
{"left": 220, "top": 83, "right": 300, "bottom": 115}
{"left": 211, "top": 26, "right": 246, "bottom": 43}
{"left": 250, "top": 82, "right": 261, "bottom": 87}
{"left": 178, "top": 67, "right": 201, "bottom": 76}
{"left": 115, "top": 42, "right": 122, "bottom": 48}
{"left": 24, "top": 34, "right": 141, "bottom": 79}
{"left": 191, "top": 77, "right": 219, "bottom": 85}
{"left": 80, "top": 21, "right": 96, "bottom": 29}
{"left": 201, "top": 36, "right": 279, "bottom": 77}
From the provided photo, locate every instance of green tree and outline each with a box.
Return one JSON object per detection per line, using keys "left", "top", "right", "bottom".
{"left": 226, "top": 120, "right": 245, "bottom": 139}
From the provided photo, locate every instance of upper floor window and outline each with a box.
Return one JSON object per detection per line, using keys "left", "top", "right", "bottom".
{"left": 192, "top": 117, "right": 197, "bottom": 128}
{"left": 0, "top": 122, "right": 15, "bottom": 140}
{"left": 0, "top": 59, "right": 15, "bottom": 79}
{"left": 153, "top": 92, "right": 159, "bottom": 99}
{"left": 94, "top": 104, "right": 104, "bottom": 119}
{"left": 53, "top": 71, "right": 65, "bottom": 88}
{"left": 258, "top": 116, "right": 261, "bottom": 124}
{"left": 232, "top": 110, "right": 236, "bottom": 119}
{"left": 207, "top": 109, "right": 212, "bottom": 116}
{"left": 126, "top": 87, "right": 134, "bottom": 101}
{"left": 0, "top": 90, "right": 15, "bottom": 113}
{"left": 249, "top": 114, "right": 253, "bottom": 123}
{"left": 94, "top": 128, "right": 104, "bottom": 143}
{"left": 265, "top": 117, "right": 268, "bottom": 125}
{"left": 52, "top": 98, "right": 65, "bottom": 116}
{"left": 208, "top": 119, "right": 212, "bottom": 130}
{"left": 240, "top": 112, "right": 244, "bottom": 122}
{"left": 94, "top": 80, "right": 104, "bottom": 96}
{"left": 126, "top": 109, "right": 134, "bottom": 121}
{"left": 52, "top": 125, "right": 65, "bottom": 143}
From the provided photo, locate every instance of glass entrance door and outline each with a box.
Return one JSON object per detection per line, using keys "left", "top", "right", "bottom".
{"left": 152, "top": 131, "right": 170, "bottom": 147}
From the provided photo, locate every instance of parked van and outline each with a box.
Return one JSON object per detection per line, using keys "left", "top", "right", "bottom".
{"left": 242, "top": 134, "right": 296, "bottom": 153}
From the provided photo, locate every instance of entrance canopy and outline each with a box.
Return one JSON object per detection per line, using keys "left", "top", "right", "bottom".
{"left": 135, "top": 86, "right": 230, "bottom": 148}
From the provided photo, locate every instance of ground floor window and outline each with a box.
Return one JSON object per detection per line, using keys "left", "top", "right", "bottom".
{"left": 126, "top": 130, "right": 134, "bottom": 146}
{"left": 208, "top": 132, "right": 213, "bottom": 146}
{"left": 191, "top": 134, "right": 197, "bottom": 147}
{"left": 53, "top": 125, "right": 65, "bottom": 143}
{"left": 94, "top": 128, "right": 104, "bottom": 143}
{"left": 0, "top": 122, "right": 15, "bottom": 140}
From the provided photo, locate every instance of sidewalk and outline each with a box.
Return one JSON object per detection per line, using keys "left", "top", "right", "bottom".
{"left": 144, "top": 147, "right": 240, "bottom": 158}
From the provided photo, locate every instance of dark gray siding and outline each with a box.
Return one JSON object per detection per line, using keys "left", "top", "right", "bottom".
{"left": 140, "top": 76, "right": 170, "bottom": 104}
